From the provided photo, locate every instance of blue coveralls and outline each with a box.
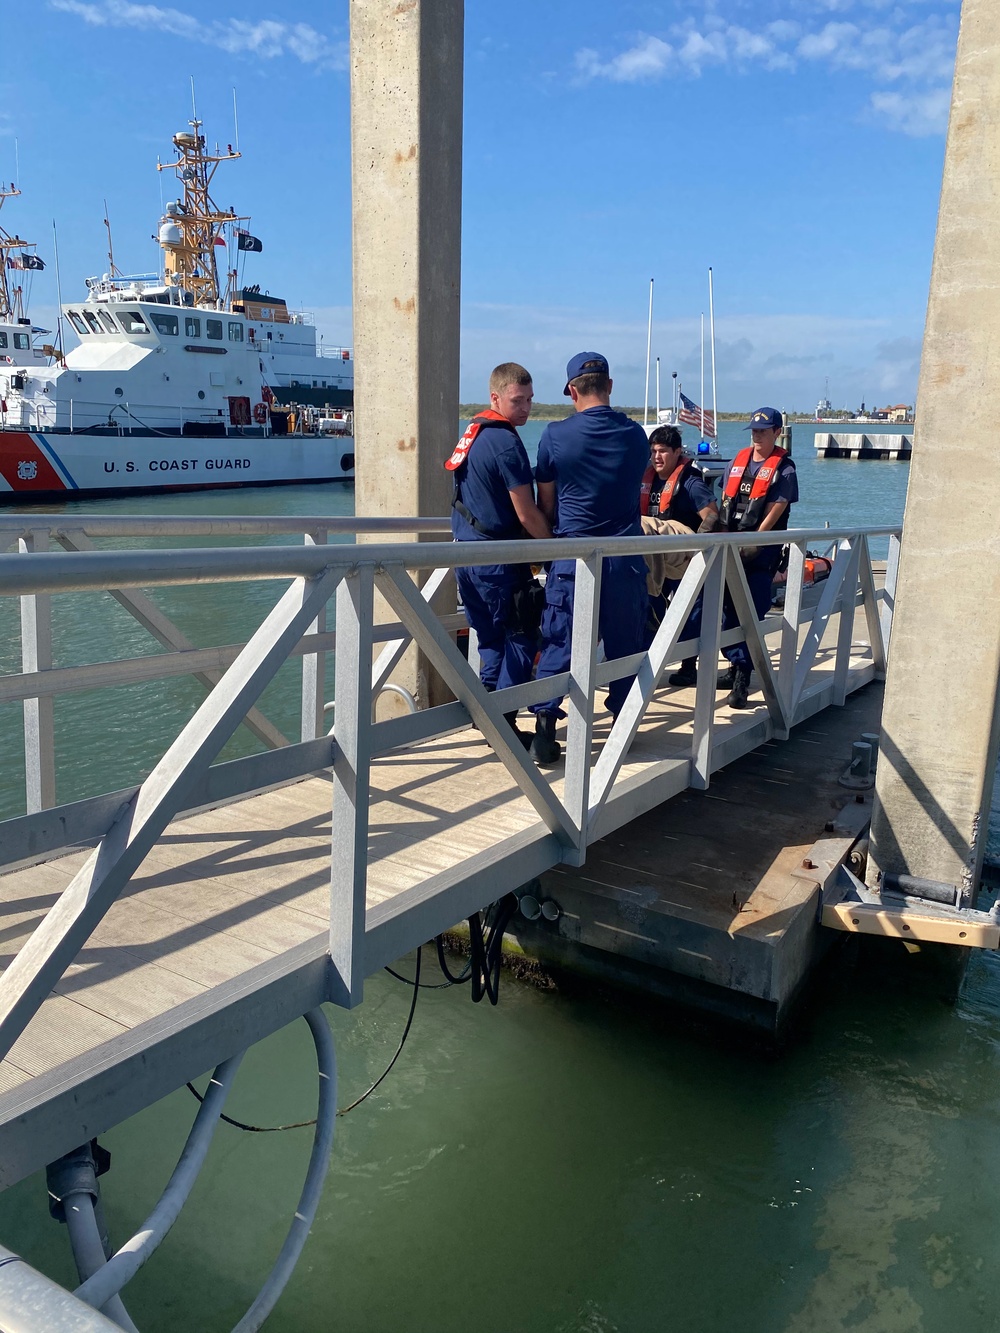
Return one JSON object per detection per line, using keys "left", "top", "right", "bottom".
{"left": 679, "top": 452, "right": 798, "bottom": 670}
{"left": 531, "top": 406, "right": 651, "bottom": 719}
{"left": 452, "top": 422, "right": 537, "bottom": 694}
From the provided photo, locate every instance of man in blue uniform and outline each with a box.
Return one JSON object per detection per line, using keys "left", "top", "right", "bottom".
{"left": 669, "top": 406, "right": 798, "bottom": 709}
{"left": 528, "top": 353, "right": 650, "bottom": 765}
{"left": 447, "top": 362, "right": 551, "bottom": 746}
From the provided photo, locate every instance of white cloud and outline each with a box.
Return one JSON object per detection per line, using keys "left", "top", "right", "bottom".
{"left": 49, "top": 0, "right": 346, "bottom": 69}
{"left": 574, "top": 4, "right": 958, "bottom": 135}
{"left": 870, "top": 87, "right": 951, "bottom": 136}
{"left": 459, "top": 301, "right": 910, "bottom": 411}
{"left": 576, "top": 36, "right": 673, "bottom": 83}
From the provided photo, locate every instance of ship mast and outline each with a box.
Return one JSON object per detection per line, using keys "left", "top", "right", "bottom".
{"left": 156, "top": 119, "right": 245, "bottom": 308}
{"left": 0, "top": 185, "right": 34, "bottom": 322}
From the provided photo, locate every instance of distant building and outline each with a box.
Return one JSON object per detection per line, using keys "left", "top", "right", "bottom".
{"left": 887, "top": 403, "right": 913, "bottom": 423}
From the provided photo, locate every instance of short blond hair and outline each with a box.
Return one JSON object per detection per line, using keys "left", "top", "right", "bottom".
{"left": 489, "top": 362, "right": 532, "bottom": 396}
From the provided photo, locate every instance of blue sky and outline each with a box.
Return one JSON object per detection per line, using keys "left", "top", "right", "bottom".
{"left": 5, "top": 0, "right": 958, "bottom": 410}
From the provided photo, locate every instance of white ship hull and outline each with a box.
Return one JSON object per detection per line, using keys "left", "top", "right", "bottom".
{"left": 0, "top": 428, "right": 354, "bottom": 500}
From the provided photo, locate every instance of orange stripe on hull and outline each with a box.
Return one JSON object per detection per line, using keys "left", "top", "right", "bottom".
{"left": 0, "top": 433, "right": 68, "bottom": 491}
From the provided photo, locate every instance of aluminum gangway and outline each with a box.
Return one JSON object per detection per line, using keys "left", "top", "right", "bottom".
{"left": 0, "top": 514, "right": 899, "bottom": 1323}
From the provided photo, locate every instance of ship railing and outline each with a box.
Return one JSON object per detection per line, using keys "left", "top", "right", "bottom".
{"left": 17, "top": 398, "right": 320, "bottom": 435}
{"left": 0, "top": 520, "right": 900, "bottom": 1050}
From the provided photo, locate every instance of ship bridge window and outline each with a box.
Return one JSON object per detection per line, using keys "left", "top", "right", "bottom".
{"left": 83, "top": 311, "right": 102, "bottom": 334}
{"left": 206, "top": 318, "right": 223, "bottom": 341}
{"left": 13, "top": 332, "right": 30, "bottom": 350}
{"left": 228, "top": 321, "right": 244, "bottom": 343}
{"left": 118, "top": 311, "right": 150, "bottom": 335}
{"left": 68, "top": 312, "right": 88, "bottom": 336}
{"left": 97, "top": 311, "right": 117, "bottom": 334}
{"left": 0, "top": 332, "right": 7, "bottom": 349}
{"left": 185, "top": 316, "right": 201, "bottom": 338}
{"left": 150, "top": 311, "right": 179, "bottom": 336}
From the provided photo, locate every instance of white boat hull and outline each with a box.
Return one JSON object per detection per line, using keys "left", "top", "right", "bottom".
{"left": 0, "top": 429, "right": 354, "bottom": 500}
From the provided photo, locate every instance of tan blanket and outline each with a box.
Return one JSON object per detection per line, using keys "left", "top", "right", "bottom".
{"left": 641, "top": 516, "right": 697, "bottom": 595}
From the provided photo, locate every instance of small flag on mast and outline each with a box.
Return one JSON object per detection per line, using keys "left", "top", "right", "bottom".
{"left": 236, "top": 230, "right": 262, "bottom": 253}
{"left": 213, "top": 234, "right": 227, "bottom": 247}
{"left": 678, "top": 391, "right": 716, "bottom": 439}
{"left": 21, "top": 253, "right": 44, "bottom": 271}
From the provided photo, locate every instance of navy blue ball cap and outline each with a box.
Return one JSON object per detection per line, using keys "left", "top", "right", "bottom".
{"left": 563, "top": 351, "right": 610, "bottom": 396}
{"left": 745, "top": 407, "right": 783, "bottom": 430}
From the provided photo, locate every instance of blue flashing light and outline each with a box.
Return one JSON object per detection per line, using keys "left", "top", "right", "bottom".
{"left": 697, "top": 440, "right": 711, "bottom": 455}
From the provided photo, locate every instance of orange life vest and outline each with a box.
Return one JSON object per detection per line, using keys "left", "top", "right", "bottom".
{"left": 639, "top": 460, "right": 692, "bottom": 517}
{"left": 445, "top": 409, "right": 522, "bottom": 538}
{"left": 721, "top": 445, "right": 789, "bottom": 532}
{"left": 444, "top": 409, "right": 515, "bottom": 472}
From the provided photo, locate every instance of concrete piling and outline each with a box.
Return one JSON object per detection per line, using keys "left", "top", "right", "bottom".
{"left": 349, "top": 0, "right": 464, "bottom": 709}
{"left": 869, "top": 0, "right": 1000, "bottom": 902}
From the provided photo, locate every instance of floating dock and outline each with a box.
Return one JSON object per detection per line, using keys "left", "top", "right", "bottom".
{"left": 517, "top": 684, "right": 880, "bottom": 1034}
{"left": 814, "top": 432, "right": 912, "bottom": 460}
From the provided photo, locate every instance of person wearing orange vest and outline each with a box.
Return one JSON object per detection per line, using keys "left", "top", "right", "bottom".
{"left": 669, "top": 406, "right": 798, "bottom": 708}
{"left": 640, "top": 426, "right": 718, "bottom": 531}
{"left": 641, "top": 426, "right": 719, "bottom": 645}
{"left": 447, "top": 362, "right": 551, "bottom": 747}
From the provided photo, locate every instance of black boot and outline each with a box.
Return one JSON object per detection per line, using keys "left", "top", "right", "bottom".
{"left": 530, "top": 712, "right": 562, "bottom": 765}
{"left": 727, "top": 665, "right": 751, "bottom": 709}
{"left": 717, "top": 665, "right": 735, "bottom": 691}
{"left": 668, "top": 658, "right": 698, "bottom": 688}
{"left": 504, "top": 712, "right": 532, "bottom": 750}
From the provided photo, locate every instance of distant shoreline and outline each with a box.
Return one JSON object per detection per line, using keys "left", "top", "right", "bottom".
{"left": 459, "top": 404, "right": 879, "bottom": 424}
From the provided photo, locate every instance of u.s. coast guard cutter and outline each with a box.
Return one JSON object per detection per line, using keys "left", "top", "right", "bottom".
{"left": 0, "top": 118, "right": 354, "bottom": 501}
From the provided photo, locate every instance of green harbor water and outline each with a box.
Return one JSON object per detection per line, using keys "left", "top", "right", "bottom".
{"left": 3, "top": 422, "right": 1000, "bottom": 1333}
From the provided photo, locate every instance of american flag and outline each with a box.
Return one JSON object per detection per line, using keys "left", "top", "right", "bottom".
{"left": 678, "top": 391, "right": 716, "bottom": 438}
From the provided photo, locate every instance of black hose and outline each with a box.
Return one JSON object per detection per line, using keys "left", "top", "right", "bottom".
{"left": 467, "top": 894, "right": 520, "bottom": 1006}
{"left": 186, "top": 946, "right": 424, "bottom": 1129}
{"left": 337, "top": 945, "right": 422, "bottom": 1115}
{"left": 434, "top": 936, "right": 474, "bottom": 985}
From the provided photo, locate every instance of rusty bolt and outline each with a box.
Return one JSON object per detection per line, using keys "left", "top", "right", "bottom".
{"left": 802, "top": 858, "right": 816, "bottom": 870}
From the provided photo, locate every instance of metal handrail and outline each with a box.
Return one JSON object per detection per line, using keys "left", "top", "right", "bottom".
{"left": 0, "top": 524, "right": 900, "bottom": 1052}
{"left": 0, "top": 515, "right": 451, "bottom": 543}
{"left": 0, "top": 525, "right": 900, "bottom": 595}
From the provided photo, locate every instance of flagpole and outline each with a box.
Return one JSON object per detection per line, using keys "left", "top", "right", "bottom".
{"left": 700, "top": 313, "right": 705, "bottom": 440}
{"left": 708, "top": 267, "right": 718, "bottom": 446}
{"left": 655, "top": 356, "right": 660, "bottom": 420}
{"left": 643, "top": 277, "right": 654, "bottom": 427}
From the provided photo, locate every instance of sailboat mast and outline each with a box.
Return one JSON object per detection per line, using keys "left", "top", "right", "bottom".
{"left": 643, "top": 278, "right": 654, "bottom": 427}
{"left": 52, "top": 218, "right": 66, "bottom": 366}
{"left": 708, "top": 267, "right": 719, "bottom": 446}
{"left": 700, "top": 313, "right": 705, "bottom": 439}
{"left": 655, "top": 356, "right": 661, "bottom": 419}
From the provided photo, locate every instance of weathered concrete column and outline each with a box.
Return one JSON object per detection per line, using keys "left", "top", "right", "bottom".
{"left": 868, "top": 0, "right": 1000, "bottom": 899}
{"left": 350, "top": 0, "right": 462, "bottom": 710}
